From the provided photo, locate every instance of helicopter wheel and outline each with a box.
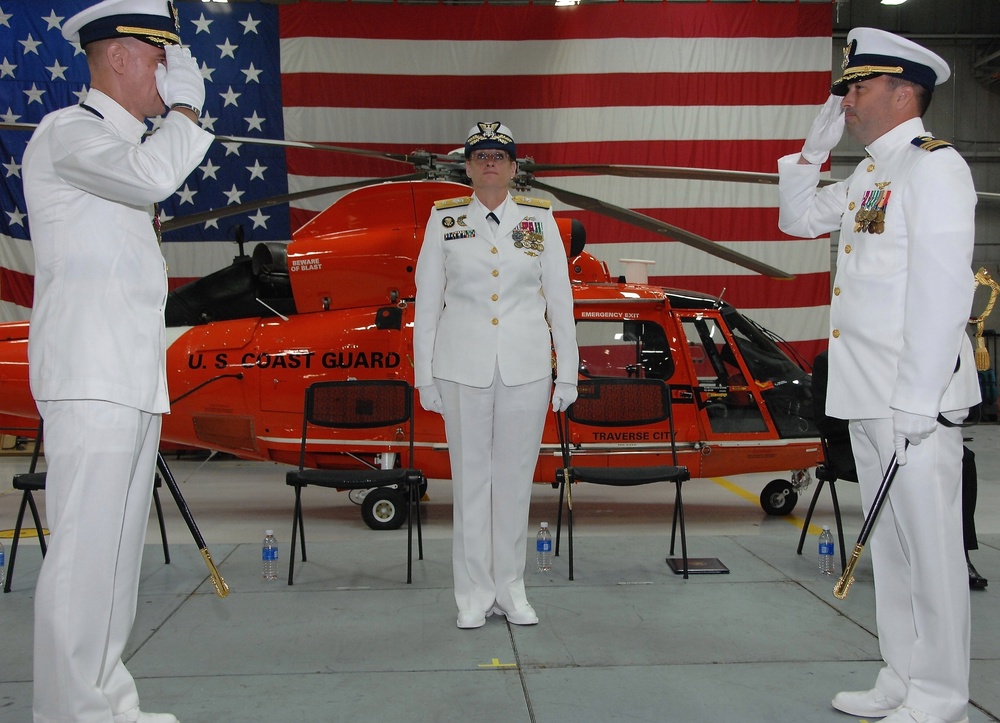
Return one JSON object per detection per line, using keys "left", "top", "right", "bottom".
{"left": 361, "top": 487, "right": 408, "bottom": 531}
{"left": 760, "top": 479, "right": 798, "bottom": 516}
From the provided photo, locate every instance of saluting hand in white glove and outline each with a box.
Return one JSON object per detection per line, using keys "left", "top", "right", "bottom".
{"left": 155, "top": 45, "right": 206, "bottom": 113}
{"left": 801, "top": 95, "right": 845, "bottom": 165}
{"left": 418, "top": 384, "right": 444, "bottom": 415}
{"left": 551, "top": 383, "right": 578, "bottom": 413}
{"left": 892, "top": 410, "right": 938, "bottom": 465}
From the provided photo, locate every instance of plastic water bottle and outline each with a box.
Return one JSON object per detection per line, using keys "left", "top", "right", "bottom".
{"left": 536, "top": 522, "right": 552, "bottom": 572}
{"left": 262, "top": 530, "right": 279, "bottom": 580}
{"left": 818, "top": 525, "right": 835, "bottom": 575}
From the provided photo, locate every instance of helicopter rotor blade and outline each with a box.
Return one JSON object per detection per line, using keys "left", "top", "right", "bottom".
{"left": 212, "top": 134, "right": 460, "bottom": 168}
{"left": 161, "top": 172, "right": 426, "bottom": 232}
{"left": 520, "top": 161, "right": 837, "bottom": 188}
{"left": 526, "top": 177, "right": 795, "bottom": 280}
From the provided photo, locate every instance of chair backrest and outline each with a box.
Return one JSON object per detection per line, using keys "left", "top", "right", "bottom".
{"left": 563, "top": 378, "right": 680, "bottom": 466}
{"left": 297, "top": 380, "right": 415, "bottom": 469}
{"left": 567, "top": 377, "right": 671, "bottom": 427}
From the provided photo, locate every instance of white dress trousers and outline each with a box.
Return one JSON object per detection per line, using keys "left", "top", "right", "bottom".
{"left": 438, "top": 367, "right": 551, "bottom": 614}
{"left": 850, "top": 417, "right": 970, "bottom": 722}
{"left": 33, "top": 401, "right": 162, "bottom": 723}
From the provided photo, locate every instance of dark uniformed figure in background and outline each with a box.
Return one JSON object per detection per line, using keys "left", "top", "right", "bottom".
{"left": 778, "top": 28, "right": 979, "bottom": 723}
{"left": 22, "top": 1, "right": 212, "bottom": 720}
{"left": 413, "top": 123, "right": 578, "bottom": 630}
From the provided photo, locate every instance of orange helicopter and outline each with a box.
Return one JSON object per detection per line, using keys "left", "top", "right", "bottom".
{"left": 0, "top": 139, "right": 829, "bottom": 529}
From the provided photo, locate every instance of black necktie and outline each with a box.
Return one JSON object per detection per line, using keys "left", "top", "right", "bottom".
{"left": 487, "top": 212, "right": 500, "bottom": 224}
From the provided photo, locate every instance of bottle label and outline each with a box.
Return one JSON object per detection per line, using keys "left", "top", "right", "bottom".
{"left": 263, "top": 548, "right": 278, "bottom": 561}
{"left": 819, "top": 542, "right": 834, "bottom": 555}
{"left": 537, "top": 539, "right": 552, "bottom": 553}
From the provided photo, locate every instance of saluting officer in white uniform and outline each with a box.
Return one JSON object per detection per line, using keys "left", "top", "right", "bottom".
{"left": 22, "top": 1, "right": 212, "bottom": 721}
{"left": 778, "top": 29, "right": 980, "bottom": 723}
{"left": 413, "top": 123, "right": 578, "bottom": 630}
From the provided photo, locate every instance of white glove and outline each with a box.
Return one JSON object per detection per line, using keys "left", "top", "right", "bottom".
{"left": 417, "top": 384, "right": 444, "bottom": 415}
{"left": 155, "top": 45, "right": 206, "bottom": 112}
{"left": 801, "top": 95, "right": 845, "bottom": 164}
{"left": 892, "top": 410, "right": 938, "bottom": 465}
{"left": 551, "top": 383, "right": 578, "bottom": 413}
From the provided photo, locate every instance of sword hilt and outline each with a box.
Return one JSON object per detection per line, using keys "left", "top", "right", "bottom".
{"left": 833, "top": 543, "right": 864, "bottom": 599}
{"left": 200, "top": 547, "right": 230, "bottom": 598}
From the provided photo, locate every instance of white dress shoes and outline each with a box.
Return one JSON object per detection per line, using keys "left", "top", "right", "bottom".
{"left": 832, "top": 688, "right": 902, "bottom": 717}
{"left": 881, "top": 707, "right": 968, "bottom": 723}
{"left": 456, "top": 610, "right": 486, "bottom": 629}
{"left": 492, "top": 604, "right": 538, "bottom": 626}
{"left": 112, "top": 709, "right": 179, "bottom": 723}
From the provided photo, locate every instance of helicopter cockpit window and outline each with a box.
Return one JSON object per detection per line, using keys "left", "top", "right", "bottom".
{"left": 681, "top": 316, "right": 768, "bottom": 434}
{"left": 576, "top": 319, "right": 674, "bottom": 380}
{"left": 721, "top": 307, "right": 815, "bottom": 438}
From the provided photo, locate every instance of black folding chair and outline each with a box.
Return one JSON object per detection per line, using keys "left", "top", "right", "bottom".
{"left": 796, "top": 352, "right": 856, "bottom": 572}
{"left": 285, "top": 380, "right": 424, "bottom": 585}
{"left": 554, "top": 377, "right": 691, "bottom": 580}
{"left": 4, "top": 421, "right": 170, "bottom": 593}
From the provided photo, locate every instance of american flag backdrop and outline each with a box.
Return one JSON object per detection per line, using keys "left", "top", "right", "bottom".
{"left": 0, "top": 0, "right": 289, "bottom": 319}
{"left": 1, "top": 0, "right": 833, "bottom": 362}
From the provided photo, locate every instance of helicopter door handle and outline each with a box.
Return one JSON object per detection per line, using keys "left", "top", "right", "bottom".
{"left": 675, "top": 390, "right": 693, "bottom": 400}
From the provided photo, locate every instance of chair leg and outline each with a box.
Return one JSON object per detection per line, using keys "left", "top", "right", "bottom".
{"left": 669, "top": 482, "right": 689, "bottom": 580}
{"left": 406, "top": 481, "right": 414, "bottom": 585}
{"left": 288, "top": 485, "right": 306, "bottom": 585}
{"left": 4, "top": 492, "right": 30, "bottom": 593}
{"left": 567, "top": 483, "right": 574, "bottom": 582}
{"left": 555, "top": 479, "right": 565, "bottom": 557}
{"left": 152, "top": 483, "right": 170, "bottom": 565}
{"left": 828, "top": 480, "right": 847, "bottom": 572}
{"left": 26, "top": 491, "right": 46, "bottom": 557}
{"left": 670, "top": 495, "right": 679, "bottom": 554}
{"left": 796, "top": 479, "right": 826, "bottom": 556}
{"left": 415, "top": 481, "right": 424, "bottom": 561}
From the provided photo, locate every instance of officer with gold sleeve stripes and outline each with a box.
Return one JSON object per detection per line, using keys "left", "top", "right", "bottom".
{"left": 777, "top": 28, "right": 980, "bottom": 723}
{"left": 413, "top": 122, "right": 578, "bottom": 630}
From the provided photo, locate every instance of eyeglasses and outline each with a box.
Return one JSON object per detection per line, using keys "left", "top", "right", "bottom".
{"left": 470, "top": 151, "right": 511, "bottom": 163}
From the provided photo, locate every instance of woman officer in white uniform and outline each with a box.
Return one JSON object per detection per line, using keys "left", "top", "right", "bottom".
{"left": 413, "top": 122, "right": 578, "bottom": 629}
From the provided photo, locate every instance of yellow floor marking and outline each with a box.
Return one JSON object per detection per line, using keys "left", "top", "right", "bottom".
{"left": 0, "top": 528, "right": 47, "bottom": 539}
{"left": 707, "top": 476, "right": 824, "bottom": 537}
{"left": 478, "top": 658, "right": 518, "bottom": 669}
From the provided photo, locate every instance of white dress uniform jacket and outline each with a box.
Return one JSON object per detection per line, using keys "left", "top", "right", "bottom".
{"left": 413, "top": 193, "right": 578, "bottom": 389}
{"left": 23, "top": 89, "right": 213, "bottom": 412}
{"left": 777, "top": 117, "right": 979, "bottom": 420}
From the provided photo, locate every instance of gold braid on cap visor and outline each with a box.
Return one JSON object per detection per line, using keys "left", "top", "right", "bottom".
{"left": 115, "top": 25, "right": 180, "bottom": 45}
{"left": 467, "top": 131, "right": 514, "bottom": 146}
{"left": 839, "top": 64, "right": 905, "bottom": 82}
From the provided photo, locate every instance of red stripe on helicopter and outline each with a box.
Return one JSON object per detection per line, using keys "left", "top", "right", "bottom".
{"left": 279, "top": 3, "right": 830, "bottom": 40}
{"left": 281, "top": 72, "right": 830, "bottom": 110}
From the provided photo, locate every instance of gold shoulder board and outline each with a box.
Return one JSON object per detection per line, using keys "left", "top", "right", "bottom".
{"left": 911, "top": 135, "right": 953, "bottom": 152}
{"left": 512, "top": 195, "right": 552, "bottom": 209}
{"left": 434, "top": 196, "right": 472, "bottom": 210}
